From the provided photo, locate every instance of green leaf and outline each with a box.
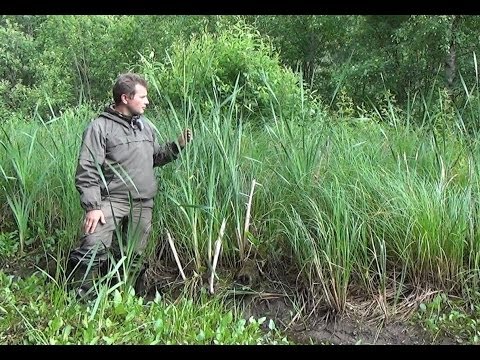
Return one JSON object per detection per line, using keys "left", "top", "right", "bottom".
{"left": 113, "top": 290, "right": 122, "bottom": 307}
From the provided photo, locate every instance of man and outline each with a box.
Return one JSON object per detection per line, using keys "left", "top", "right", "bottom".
{"left": 69, "top": 72, "right": 191, "bottom": 298}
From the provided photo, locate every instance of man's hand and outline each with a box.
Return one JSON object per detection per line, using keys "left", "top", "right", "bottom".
{"left": 178, "top": 128, "right": 192, "bottom": 149}
{"left": 84, "top": 209, "right": 106, "bottom": 234}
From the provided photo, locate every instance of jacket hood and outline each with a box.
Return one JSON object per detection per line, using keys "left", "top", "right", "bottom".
{"left": 100, "top": 104, "right": 144, "bottom": 130}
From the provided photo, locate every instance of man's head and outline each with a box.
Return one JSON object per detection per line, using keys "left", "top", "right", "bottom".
{"left": 113, "top": 73, "right": 149, "bottom": 116}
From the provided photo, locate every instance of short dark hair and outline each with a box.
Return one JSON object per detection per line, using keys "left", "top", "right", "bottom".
{"left": 113, "top": 73, "right": 148, "bottom": 105}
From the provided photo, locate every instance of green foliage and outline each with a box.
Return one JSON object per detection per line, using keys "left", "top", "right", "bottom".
{"left": 0, "top": 231, "right": 19, "bottom": 258}
{"left": 0, "top": 17, "right": 40, "bottom": 119}
{"left": 34, "top": 16, "right": 131, "bottom": 114}
{"left": 141, "top": 19, "right": 307, "bottom": 123}
{"left": 0, "top": 272, "right": 289, "bottom": 344}
{"left": 134, "top": 15, "right": 222, "bottom": 59}
{"left": 0, "top": 15, "right": 245, "bottom": 120}
{"left": 248, "top": 16, "right": 358, "bottom": 96}
{"left": 250, "top": 15, "right": 480, "bottom": 119}
{"left": 418, "top": 292, "right": 480, "bottom": 344}
{"left": 334, "top": 88, "right": 356, "bottom": 120}
{"left": 3, "top": 14, "right": 480, "bottom": 130}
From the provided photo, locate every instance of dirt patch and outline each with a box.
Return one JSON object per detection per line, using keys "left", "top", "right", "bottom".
{"left": 238, "top": 293, "right": 455, "bottom": 345}
{"left": 141, "top": 268, "right": 457, "bottom": 344}
{"left": 1, "top": 256, "right": 40, "bottom": 279}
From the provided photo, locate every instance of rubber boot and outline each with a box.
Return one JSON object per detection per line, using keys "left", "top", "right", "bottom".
{"left": 133, "top": 264, "right": 148, "bottom": 297}
{"left": 67, "top": 257, "right": 102, "bottom": 301}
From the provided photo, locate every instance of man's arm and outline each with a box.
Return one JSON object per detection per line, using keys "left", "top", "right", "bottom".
{"left": 153, "top": 140, "right": 180, "bottom": 167}
{"left": 153, "top": 128, "right": 192, "bottom": 167}
{"left": 75, "top": 122, "right": 106, "bottom": 212}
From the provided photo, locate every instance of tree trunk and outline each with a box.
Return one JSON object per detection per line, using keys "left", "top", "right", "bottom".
{"left": 445, "top": 15, "right": 459, "bottom": 94}
{"left": 303, "top": 25, "right": 319, "bottom": 89}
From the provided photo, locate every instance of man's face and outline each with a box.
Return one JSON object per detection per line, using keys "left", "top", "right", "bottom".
{"left": 125, "top": 84, "right": 149, "bottom": 116}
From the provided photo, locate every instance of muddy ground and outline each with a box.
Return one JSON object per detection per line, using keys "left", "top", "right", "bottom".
{"left": 139, "top": 257, "right": 458, "bottom": 345}
{"left": 242, "top": 295, "right": 454, "bottom": 345}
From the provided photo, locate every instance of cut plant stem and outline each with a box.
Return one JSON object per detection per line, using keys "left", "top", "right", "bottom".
{"left": 241, "top": 178, "right": 256, "bottom": 261}
{"left": 167, "top": 231, "right": 186, "bottom": 281}
{"left": 210, "top": 218, "right": 226, "bottom": 294}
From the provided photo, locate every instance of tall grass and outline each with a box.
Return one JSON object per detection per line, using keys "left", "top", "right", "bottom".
{"left": 2, "top": 74, "right": 480, "bottom": 318}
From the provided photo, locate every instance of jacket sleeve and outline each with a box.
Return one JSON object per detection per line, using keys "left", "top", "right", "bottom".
{"left": 75, "top": 122, "right": 106, "bottom": 211}
{"left": 153, "top": 133, "right": 180, "bottom": 167}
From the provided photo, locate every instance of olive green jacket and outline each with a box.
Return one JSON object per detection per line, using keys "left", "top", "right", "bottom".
{"left": 75, "top": 105, "right": 179, "bottom": 211}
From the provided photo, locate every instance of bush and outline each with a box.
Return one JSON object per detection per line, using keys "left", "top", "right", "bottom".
{"left": 141, "top": 20, "right": 313, "bottom": 124}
